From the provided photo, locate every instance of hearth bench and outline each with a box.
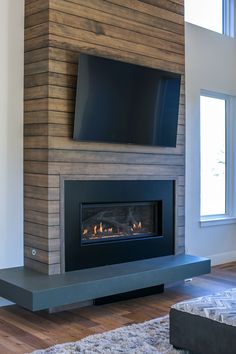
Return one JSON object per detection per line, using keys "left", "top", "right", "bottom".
{"left": 0, "top": 254, "right": 210, "bottom": 311}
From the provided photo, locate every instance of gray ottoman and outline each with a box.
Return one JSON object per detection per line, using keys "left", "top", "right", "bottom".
{"left": 170, "top": 288, "right": 236, "bottom": 354}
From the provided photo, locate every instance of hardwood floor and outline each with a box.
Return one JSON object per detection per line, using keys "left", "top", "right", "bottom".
{"left": 0, "top": 262, "right": 236, "bottom": 353}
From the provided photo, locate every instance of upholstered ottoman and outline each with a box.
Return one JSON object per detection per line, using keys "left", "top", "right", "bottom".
{"left": 170, "top": 288, "right": 236, "bottom": 354}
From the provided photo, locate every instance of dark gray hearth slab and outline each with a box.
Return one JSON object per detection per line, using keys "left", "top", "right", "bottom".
{"left": 0, "top": 254, "right": 210, "bottom": 311}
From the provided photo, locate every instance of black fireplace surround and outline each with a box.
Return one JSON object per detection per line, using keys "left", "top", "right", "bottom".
{"left": 65, "top": 180, "right": 175, "bottom": 271}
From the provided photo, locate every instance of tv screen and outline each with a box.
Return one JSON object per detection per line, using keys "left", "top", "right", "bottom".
{"left": 73, "top": 54, "right": 181, "bottom": 147}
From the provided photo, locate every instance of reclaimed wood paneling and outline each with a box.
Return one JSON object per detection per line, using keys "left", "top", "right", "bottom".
{"left": 24, "top": 0, "right": 185, "bottom": 275}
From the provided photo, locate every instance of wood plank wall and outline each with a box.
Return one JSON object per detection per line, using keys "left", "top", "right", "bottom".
{"left": 24, "top": 0, "right": 185, "bottom": 275}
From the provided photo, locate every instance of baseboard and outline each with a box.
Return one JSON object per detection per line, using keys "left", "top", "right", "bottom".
{"left": 0, "top": 297, "right": 14, "bottom": 307}
{"left": 208, "top": 251, "right": 236, "bottom": 266}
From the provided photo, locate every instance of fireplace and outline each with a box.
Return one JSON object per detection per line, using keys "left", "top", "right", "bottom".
{"left": 2, "top": 0, "right": 206, "bottom": 313}
{"left": 64, "top": 180, "right": 175, "bottom": 271}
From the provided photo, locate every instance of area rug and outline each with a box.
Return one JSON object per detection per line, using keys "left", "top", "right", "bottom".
{"left": 30, "top": 315, "right": 187, "bottom": 354}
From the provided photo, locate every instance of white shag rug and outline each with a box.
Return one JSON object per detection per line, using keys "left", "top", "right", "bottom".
{"left": 30, "top": 315, "right": 187, "bottom": 354}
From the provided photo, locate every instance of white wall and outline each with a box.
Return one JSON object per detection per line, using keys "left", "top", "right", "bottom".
{"left": 185, "top": 22, "right": 236, "bottom": 265}
{"left": 0, "top": 0, "right": 24, "bottom": 305}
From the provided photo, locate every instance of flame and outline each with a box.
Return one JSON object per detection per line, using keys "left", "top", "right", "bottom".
{"left": 132, "top": 222, "right": 142, "bottom": 230}
{"left": 83, "top": 220, "right": 143, "bottom": 239}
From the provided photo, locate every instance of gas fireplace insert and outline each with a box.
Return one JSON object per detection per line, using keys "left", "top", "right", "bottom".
{"left": 64, "top": 180, "right": 175, "bottom": 271}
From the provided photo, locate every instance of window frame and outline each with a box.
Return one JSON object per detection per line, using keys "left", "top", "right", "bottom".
{"left": 185, "top": 0, "right": 234, "bottom": 37}
{"left": 200, "top": 90, "right": 236, "bottom": 227}
{"left": 223, "top": 0, "right": 235, "bottom": 37}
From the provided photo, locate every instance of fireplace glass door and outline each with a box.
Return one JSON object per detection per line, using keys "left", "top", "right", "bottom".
{"left": 81, "top": 202, "right": 161, "bottom": 244}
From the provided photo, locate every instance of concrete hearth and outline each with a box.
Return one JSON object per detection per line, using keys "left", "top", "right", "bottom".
{"left": 0, "top": 255, "right": 210, "bottom": 311}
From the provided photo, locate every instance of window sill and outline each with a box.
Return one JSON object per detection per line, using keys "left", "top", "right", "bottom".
{"left": 200, "top": 216, "right": 236, "bottom": 227}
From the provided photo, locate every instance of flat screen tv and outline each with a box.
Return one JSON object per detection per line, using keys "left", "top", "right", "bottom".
{"left": 73, "top": 54, "right": 181, "bottom": 147}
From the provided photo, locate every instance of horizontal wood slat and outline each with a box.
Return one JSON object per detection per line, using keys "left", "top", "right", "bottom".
{"left": 25, "top": 60, "right": 49, "bottom": 76}
{"left": 25, "top": 23, "right": 49, "bottom": 41}
{"left": 49, "top": 34, "right": 184, "bottom": 73}
{"left": 24, "top": 98, "right": 75, "bottom": 113}
{"left": 24, "top": 173, "right": 59, "bottom": 188}
{"left": 25, "top": 73, "right": 49, "bottom": 88}
{"left": 25, "top": 9, "right": 49, "bottom": 28}
{"left": 24, "top": 148, "right": 185, "bottom": 166}
{"left": 25, "top": 123, "right": 182, "bottom": 138}
{"left": 24, "top": 234, "right": 60, "bottom": 251}
{"left": 24, "top": 85, "right": 75, "bottom": 100}
{"left": 49, "top": 9, "right": 184, "bottom": 55}
{"left": 24, "top": 136, "right": 185, "bottom": 155}
{"left": 25, "top": 161, "right": 185, "bottom": 176}
{"left": 62, "top": 0, "right": 184, "bottom": 34}
{"left": 25, "top": 34, "right": 49, "bottom": 52}
{"left": 25, "top": 60, "right": 78, "bottom": 77}
{"left": 25, "top": 197, "right": 59, "bottom": 213}
{"left": 25, "top": 0, "right": 49, "bottom": 17}
{"left": 25, "top": 47, "right": 79, "bottom": 65}
{"left": 24, "top": 221, "right": 60, "bottom": 238}
{"left": 24, "top": 111, "right": 74, "bottom": 125}
{"left": 24, "top": 47, "right": 49, "bottom": 64}
{"left": 24, "top": 246, "right": 60, "bottom": 265}
{"left": 140, "top": 0, "right": 184, "bottom": 15}
{"left": 106, "top": 0, "right": 183, "bottom": 24}
{"left": 24, "top": 185, "right": 60, "bottom": 200}
{"left": 49, "top": 2, "right": 184, "bottom": 45}
{"left": 24, "top": 209, "right": 59, "bottom": 226}
{"left": 49, "top": 21, "right": 184, "bottom": 65}
{"left": 24, "top": 257, "right": 61, "bottom": 275}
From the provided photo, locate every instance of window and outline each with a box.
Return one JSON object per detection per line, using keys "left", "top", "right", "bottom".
{"left": 185, "top": 0, "right": 234, "bottom": 36}
{"left": 200, "top": 91, "right": 236, "bottom": 224}
{"left": 200, "top": 94, "right": 226, "bottom": 216}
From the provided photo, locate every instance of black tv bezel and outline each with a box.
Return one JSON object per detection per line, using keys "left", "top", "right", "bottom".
{"left": 73, "top": 53, "right": 181, "bottom": 148}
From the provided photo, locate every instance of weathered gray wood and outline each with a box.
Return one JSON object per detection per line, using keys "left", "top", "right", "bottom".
{"left": 24, "top": 209, "right": 59, "bottom": 226}
{"left": 24, "top": 258, "right": 61, "bottom": 275}
{"left": 24, "top": 174, "right": 60, "bottom": 188}
{"left": 24, "top": 161, "right": 185, "bottom": 176}
{"left": 24, "top": 186, "right": 59, "bottom": 201}
{"left": 24, "top": 148, "right": 185, "bottom": 166}
{"left": 24, "top": 246, "right": 60, "bottom": 264}
{"left": 24, "top": 234, "right": 60, "bottom": 251}
{"left": 24, "top": 222, "right": 60, "bottom": 239}
{"left": 24, "top": 136, "right": 185, "bottom": 155}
